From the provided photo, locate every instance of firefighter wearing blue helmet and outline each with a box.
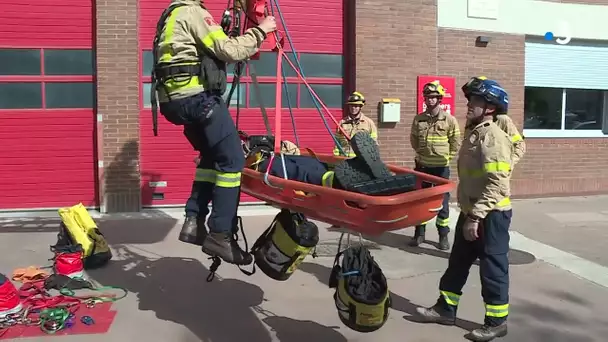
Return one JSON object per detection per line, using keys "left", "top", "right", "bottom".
{"left": 415, "top": 78, "right": 513, "bottom": 342}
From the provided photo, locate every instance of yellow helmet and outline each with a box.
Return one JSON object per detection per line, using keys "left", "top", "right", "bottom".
{"left": 422, "top": 81, "right": 446, "bottom": 97}
{"left": 346, "top": 91, "right": 365, "bottom": 106}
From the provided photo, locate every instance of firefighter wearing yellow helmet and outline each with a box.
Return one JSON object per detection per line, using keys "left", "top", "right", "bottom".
{"left": 409, "top": 81, "right": 461, "bottom": 250}
{"left": 333, "top": 91, "right": 378, "bottom": 157}
{"left": 462, "top": 76, "right": 526, "bottom": 167}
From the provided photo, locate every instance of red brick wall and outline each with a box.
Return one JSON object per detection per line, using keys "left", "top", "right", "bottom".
{"left": 96, "top": 0, "right": 141, "bottom": 212}
{"left": 354, "top": 0, "right": 608, "bottom": 197}
{"left": 354, "top": 0, "right": 438, "bottom": 166}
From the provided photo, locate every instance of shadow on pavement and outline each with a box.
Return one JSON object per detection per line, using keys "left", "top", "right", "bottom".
{"left": 89, "top": 246, "right": 346, "bottom": 342}
{"left": 0, "top": 210, "right": 176, "bottom": 245}
{"left": 298, "top": 262, "right": 480, "bottom": 332}
{"left": 327, "top": 227, "right": 536, "bottom": 266}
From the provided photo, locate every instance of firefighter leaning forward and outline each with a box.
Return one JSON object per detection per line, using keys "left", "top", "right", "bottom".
{"left": 463, "top": 76, "right": 526, "bottom": 167}
{"left": 151, "top": 0, "right": 277, "bottom": 265}
{"left": 409, "top": 81, "right": 461, "bottom": 250}
{"left": 416, "top": 78, "right": 513, "bottom": 342}
{"left": 333, "top": 91, "right": 378, "bottom": 157}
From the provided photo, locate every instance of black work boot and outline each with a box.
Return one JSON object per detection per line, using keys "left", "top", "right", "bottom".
{"left": 415, "top": 304, "right": 456, "bottom": 326}
{"left": 178, "top": 217, "right": 207, "bottom": 246}
{"left": 409, "top": 226, "right": 425, "bottom": 247}
{"left": 349, "top": 132, "right": 392, "bottom": 178}
{"left": 201, "top": 232, "right": 253, "bottom": 265}
{"left": 465, "top": 323, "right": 508, "bottom": 342}
{"left": 438, "top": 232, "right": 450, "bottom": 251}
{"left": 333, "top": 157, "right": 374, "bottom": 189}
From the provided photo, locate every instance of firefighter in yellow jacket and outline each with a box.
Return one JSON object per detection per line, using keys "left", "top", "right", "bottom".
{"left": 416, "top": 78, "right": 512, "bottom": 342}
{"left": 333, "top": 91, "right": 378, "bottom": 157}
{"left": 151, "top": 0, "right": 277, "bottom": 265}
{"left": 409, "top": 81, "right": 461, "bottom": 250}
{"left": 462, "top": 76, "right": 526, "bottom": 166}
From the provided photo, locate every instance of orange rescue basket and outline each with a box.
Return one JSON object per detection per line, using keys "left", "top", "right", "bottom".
{"left": 241, "top": 153, "right": 456, "bottom": 236}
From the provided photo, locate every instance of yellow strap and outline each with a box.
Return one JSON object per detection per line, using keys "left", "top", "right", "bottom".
{"left": 194, "top": 169, "right": 242, "bottom": 187}
{"left": 202, "top": 29, "right": 229, "bottom": 49}
{"left": 436, "top": 217, "right": 449, "bottom": 227}
{"left": 321, "top": 171, "right": 335, "bottom": 188}
{"left": 485, "top": 303, "right": 509, "bottom": 318}
{"left": 461, "top": 162, "right": 511, "bottom": 178}
{"left": 440, "top": 290, "right": 460, "bottom": 306}
{"left": 159, "top": 7, "right": 184, "bottom": 63}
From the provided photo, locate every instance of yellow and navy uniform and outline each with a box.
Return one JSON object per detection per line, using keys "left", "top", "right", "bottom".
{"left": 333, "top": 114, "right": 378, "bottom": 157}
{"left": 155, "top": 0, "right": 265, "bottom": 102}
{"left": 157, "top": 0, "right": 267, "bottom": 238}
{"left": 438, "top": 120, "right": 513, "bottom": 327}
{"left": 494, "top": 115, "right": 525, "bottom": 166}
{"left": 410, "top": 108, "right": 460, "bottom": 233}
{"left": 410, "top": 109, "right": 461, "bottom": 168}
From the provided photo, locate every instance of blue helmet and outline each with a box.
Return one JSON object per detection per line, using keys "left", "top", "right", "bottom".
{"left": 462, "top": 77, "right": 509, "bottom": 113}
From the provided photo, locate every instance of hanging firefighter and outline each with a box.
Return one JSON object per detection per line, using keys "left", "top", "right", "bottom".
{"left": 151, "top": 0, "right": 277, "bottom": 265}
{"left": 409, "top": 81, "right": 461, "bottom": 250}
{"left": 416, "top": 78, "right": 513, "bottom": 342}
{"left": 462, "top": 76, "right": 526, "bottom": 167}
{"left": 333, "top": 91, "right": 379, "bottom": 157}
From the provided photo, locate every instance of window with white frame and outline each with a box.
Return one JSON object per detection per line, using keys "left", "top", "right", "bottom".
{"left": 523, "top": 87, "right": 608, "bottom": 137}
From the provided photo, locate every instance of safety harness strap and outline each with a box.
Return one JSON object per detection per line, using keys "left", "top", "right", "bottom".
{"left": 151, "top": 2, "right": 191, "bottom": 136}
{"left": 154, "top": 64, "right": 201, "bottom": 80}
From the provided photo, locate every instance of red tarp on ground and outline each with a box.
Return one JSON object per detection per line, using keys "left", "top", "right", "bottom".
{"left": 0, "top": 303, "right": 117, "bottom": 340}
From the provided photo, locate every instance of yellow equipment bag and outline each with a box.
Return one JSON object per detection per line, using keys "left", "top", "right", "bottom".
{"left": 56, "top": 203, "right": 112, "bottom": 269}
{"left": 251, "top": 209, "right": 319, "bottom": 281}
{"left": 329, "top": 241, "right": 391, "bottom": 333}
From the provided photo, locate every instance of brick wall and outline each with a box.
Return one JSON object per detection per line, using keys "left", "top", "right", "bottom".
{"left": 95, "top": 0, "right": 141, "bottom": 212}
{"left": 355, "top": 0, "right": 608, "bottom": 197}
{"left": 354, "top": 0, "right": 438, "bottom": 166}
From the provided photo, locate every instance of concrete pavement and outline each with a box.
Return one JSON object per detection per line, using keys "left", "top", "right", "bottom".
{"left": 1, "top": 196, "right": 608, "bottom": 341}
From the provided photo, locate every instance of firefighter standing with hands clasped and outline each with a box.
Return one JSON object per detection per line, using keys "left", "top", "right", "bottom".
{"left": 409, "top": 81, "right": 461, "bottom": 250}
{"left": 415, "top": 78, "right": 513, "bottom": 342}
{"left": 151, "top": 0, "right": 277, "bottom": 265}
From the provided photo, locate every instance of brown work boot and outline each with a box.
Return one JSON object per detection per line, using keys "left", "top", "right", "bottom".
{"left": 349, "top": 131, "right": 392, "bottom": 178}
{"left": 415, "top": 305, "right": 456, "bottom": 326}
{"left": 409, "top": 226, "right": 425, "bottom": 247}
{"left": 201, "top": 232, "right": 253, "bottom": 265}
{"left": 465, "top": 323, "right": 508, "bottom": 342}
{"left": 178, "top": 216, "right": 207, "bottom": 246}
{"left": 438, "top": 233, "right": 450, "bottom": 251}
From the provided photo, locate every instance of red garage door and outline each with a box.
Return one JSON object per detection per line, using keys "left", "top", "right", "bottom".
{"left": 0, "top": 0, "right": 97, "bottom": 210}
{"left": 139, "top": 0, "right": 344, "bottom": 207}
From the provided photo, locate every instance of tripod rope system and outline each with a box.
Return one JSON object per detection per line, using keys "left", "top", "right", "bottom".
{"left": 225, "top": 0, "right": 457, "bottom": 236}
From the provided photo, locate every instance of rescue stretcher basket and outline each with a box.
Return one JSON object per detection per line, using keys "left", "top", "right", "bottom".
{"left": 241, "top": 153, "right": 456, "bottom": 236}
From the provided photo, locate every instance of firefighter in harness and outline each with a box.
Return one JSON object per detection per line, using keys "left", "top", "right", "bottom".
{"left": 150, "top": 0, "right": 277, "bottom": 265}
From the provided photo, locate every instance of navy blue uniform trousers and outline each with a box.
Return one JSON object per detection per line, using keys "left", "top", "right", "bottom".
{"left": 415, "top": 164, "right": 451, "bottom": 234}
{"left": 437, "top": 210, "right": 512, "bottom": 326}
{"left": 257, "top": 155, "right": 330, "bottom": 185}
{"left": 160, "top": 92, "right": 244, "bottom": 234}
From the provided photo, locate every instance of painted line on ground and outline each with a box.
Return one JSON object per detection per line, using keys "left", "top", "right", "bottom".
{"left": 509, "top": 231, "right": 608, "bottom": 289}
